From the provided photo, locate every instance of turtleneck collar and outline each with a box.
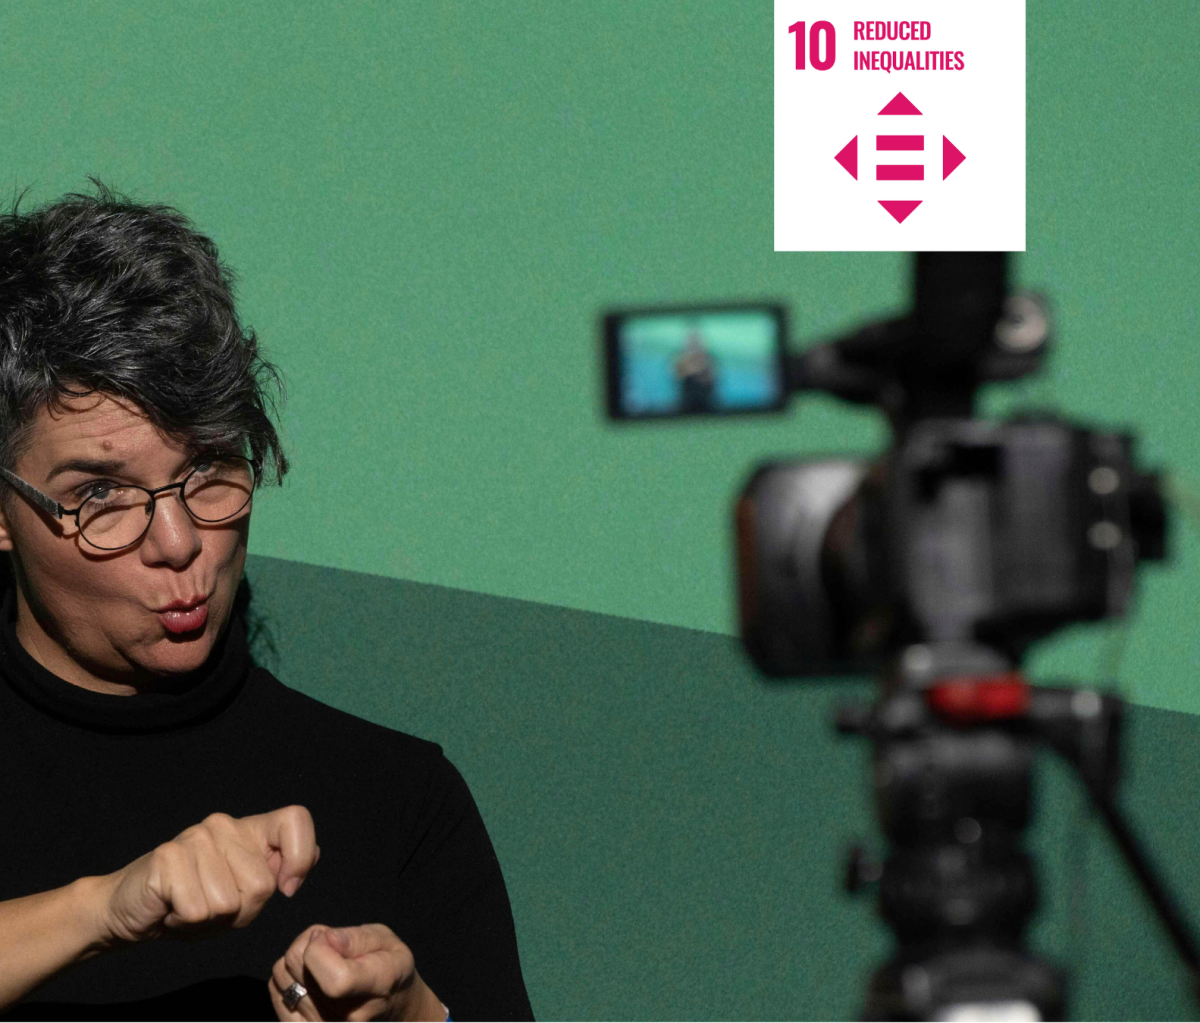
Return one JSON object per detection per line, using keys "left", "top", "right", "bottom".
{"left": 0, "top": 586, "right": 252, "bottom": 733}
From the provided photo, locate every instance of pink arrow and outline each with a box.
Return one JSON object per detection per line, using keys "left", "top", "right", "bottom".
{"left": 834, "top": 136, "right": 858, "bottom": 179}
{"left": 878, "top": 200, "right": 922, "bottom": 223}
{"left": 943, "top": 136, "right": 966, "bottom": 178}
{"left": 879, "top": 92, "right": 922, "bottom": 116}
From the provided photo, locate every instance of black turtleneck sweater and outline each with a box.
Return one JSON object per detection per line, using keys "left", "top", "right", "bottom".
{"left": 0, "top": 588, "right": 534, "bottom": 1021}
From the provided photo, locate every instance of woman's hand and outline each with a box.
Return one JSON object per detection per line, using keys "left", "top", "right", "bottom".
{"left": 269, "top": 923, "right": 445, "bottom": 1022}
{"left": 95, "top": 806, "right": 320, "bottom": 945}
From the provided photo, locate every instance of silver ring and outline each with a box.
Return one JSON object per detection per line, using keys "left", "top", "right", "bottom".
{"left": 282, "top": 981, "right": 308, "bottom": 1011}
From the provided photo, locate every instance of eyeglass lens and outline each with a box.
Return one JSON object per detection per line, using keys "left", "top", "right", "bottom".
{"left": 78, "top": 457, "right": 255, "bottom": 550}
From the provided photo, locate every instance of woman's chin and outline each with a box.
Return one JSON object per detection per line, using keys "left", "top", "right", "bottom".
{"left": 147, "top": 629, "right": 218, "bottom": 673}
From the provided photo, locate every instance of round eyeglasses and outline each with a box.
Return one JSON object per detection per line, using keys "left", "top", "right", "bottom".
{"left": 0, "top": 455, "right": 257, "bottom": 552}
{"left": 76, "top": 455, "right": 256, "bottom": 551}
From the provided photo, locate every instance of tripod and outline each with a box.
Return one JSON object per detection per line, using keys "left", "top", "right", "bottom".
{"left": 836, "top": 639, "right": 1200, "bottom": 1020}
{"left": 726, "top": 250, "right": 1199, "bottom": 1018}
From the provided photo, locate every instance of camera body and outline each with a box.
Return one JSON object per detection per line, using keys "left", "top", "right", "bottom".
{"left": 737, "top": 416, "right": 1166, "bottom": 679}
{"left": 602, "top": 252, "right": 1166, "bottom": 681}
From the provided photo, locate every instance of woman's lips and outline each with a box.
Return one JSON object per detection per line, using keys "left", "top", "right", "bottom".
{"left": 159, "top": 602, "right": 208, "bottom": 634}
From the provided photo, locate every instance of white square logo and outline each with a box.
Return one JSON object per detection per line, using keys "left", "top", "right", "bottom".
{"left": 774, "top": 2, "right": 1025, "bottom": 251}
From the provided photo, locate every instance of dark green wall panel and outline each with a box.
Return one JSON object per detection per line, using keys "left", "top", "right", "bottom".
{"left": 243, "top": 554, "right": 1200, "bottom": 1020}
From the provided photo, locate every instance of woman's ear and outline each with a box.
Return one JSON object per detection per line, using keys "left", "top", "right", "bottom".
{"left": 0, "top": 500, "right": 13, "bottom": 553}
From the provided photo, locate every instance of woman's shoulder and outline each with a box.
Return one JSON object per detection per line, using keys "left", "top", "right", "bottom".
{"left": 242, "top": 665, "right": 451, "bottom": 773}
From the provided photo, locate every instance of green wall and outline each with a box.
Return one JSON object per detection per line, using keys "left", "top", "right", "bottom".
{"left": 2, "top": 1, "right": 1198, "bottom": 710}
{"left": 2, "top": 1, "right": 1200, "bottom": 1018}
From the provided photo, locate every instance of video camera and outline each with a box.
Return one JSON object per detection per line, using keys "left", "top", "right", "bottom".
{"left": 601, "top": 253, "right": 1196, "bottom": 1020}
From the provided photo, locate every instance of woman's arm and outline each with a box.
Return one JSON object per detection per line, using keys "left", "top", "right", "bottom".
{"left": 0, "top": 805, "right": 321, "bottom": 1012}
{"left": 394, "top": 755, "right": 534, "bottom": 1021}
{"left": 0, "top": 874, "right": 112, "bottom": 1010}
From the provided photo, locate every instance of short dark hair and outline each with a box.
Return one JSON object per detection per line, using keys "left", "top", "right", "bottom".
{"left": 0, "top": 178, "right": 288, "bottom": 506}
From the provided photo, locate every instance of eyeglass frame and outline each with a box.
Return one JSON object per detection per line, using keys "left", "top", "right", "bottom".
{"left": 0, "top": 453, "right": 260, "bottom": 552}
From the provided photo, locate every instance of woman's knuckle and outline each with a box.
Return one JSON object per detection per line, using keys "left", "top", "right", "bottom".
{"left": 286, "top": 939, "right": 309, "bottom": 971}
{"left": 230, "top": 853, "right": 273, "bottom": 892}
{"left": 212, "top": 891, "right": 242, "bottom": 917}
{"left": 173, "top": 895, "right": 207, "bottom": 923}
{"left": 285, "top": 804, "right": 314, "bottom": 828}
{"left": 153, "top": 840, "right": 187, "bottom": 873}
{"left": 179, "top": 825, "right": 215, "bottom": 851}
{"left": 322, "top": 967, "right": 353, "bottom": 999}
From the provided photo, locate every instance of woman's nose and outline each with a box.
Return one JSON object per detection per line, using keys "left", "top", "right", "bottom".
{"left": 141, "top": 490, "right": 202, "bottom": 563}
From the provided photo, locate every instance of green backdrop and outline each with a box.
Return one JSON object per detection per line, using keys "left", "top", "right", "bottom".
{"left": 2, "top": 1, "right": 1199, "bottom": 1018}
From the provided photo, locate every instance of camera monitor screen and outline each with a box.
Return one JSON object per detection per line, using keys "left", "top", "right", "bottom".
{"left": 604, "top": 305, "right": 788, "bottom": 419}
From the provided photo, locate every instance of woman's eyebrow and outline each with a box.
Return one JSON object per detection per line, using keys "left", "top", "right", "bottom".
{"left": 44, "top": 453, "right": 196, "bottom": 485}
{"left": 45, "top": 458, "right": 129, "bottom": 483}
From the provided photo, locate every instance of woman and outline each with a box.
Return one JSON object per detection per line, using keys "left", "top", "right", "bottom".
{"left": 0, "top": 183, "right": 533, "bottom": 1021}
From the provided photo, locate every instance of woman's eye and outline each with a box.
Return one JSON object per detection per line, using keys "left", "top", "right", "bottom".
{"left": 79, "top": 480, "right": 118, "bottom": 501}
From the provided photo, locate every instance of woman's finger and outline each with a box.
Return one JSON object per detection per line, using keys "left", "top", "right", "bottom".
{"left": 219, "top": 836, "right": 279, "bottom": 928}
{"left": 269, "top": 955, "right": 319, "bottom": 1022}
{"left": 283, "top": 923, "right": 329, "bottom": 985}
{"left": 302, "top": 930, "right": 380, "bottom": 1000}
{"left": 244, "top": 806, "right": 320, "bottom": 895}
{"left": 302, "top": 931, "right": 415, "bottom": 1003}
{"left": 276, "top": 923, "right": 416, "bottom": 1020}
{"left": 318, "top": 923, "right": 403, "bottom": 958}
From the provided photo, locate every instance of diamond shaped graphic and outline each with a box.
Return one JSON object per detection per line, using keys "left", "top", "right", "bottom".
{"left": 833, "top": 93, "right": 966, "bottom": 224}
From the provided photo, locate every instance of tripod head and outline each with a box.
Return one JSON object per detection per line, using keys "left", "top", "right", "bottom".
{"left": 790, "top": 253, "right": 1035, "bottom": 431}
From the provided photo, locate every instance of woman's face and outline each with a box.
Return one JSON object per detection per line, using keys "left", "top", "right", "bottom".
{"left": 0, "top": 391, "right": 250, "bottom": 694}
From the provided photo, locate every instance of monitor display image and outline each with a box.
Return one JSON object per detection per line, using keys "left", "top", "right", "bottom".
{"left": 611, "top": 308, "right": 785, "bottom": 417}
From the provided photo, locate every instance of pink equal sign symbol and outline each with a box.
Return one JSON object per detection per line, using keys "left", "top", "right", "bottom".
{"left": 833, "top": 92, "right": 966, "bottom": 224}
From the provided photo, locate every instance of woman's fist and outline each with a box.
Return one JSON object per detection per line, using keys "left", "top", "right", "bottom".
{"left": 269, "top": 923, "right": 445, "bottom": 1022}
{"left": 94, "top": 805, "right": 320, "bottom": 945}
